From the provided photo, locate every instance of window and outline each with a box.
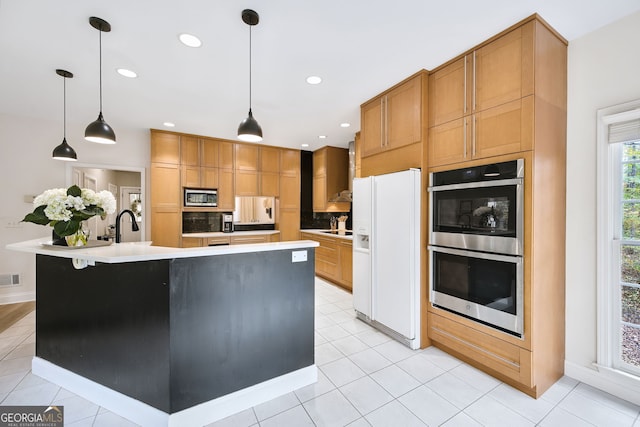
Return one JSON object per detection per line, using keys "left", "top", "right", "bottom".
{"left": 597, "top": 101, "right": 640, "bottom": 377}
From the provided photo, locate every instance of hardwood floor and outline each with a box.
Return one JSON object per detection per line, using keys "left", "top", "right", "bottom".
{"left": 0, "top": 301, "right": 35, "bottom": 334}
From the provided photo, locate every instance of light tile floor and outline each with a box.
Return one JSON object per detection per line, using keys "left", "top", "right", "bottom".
{"left": 1, "top": 277, "right": 639, "bottom": 426}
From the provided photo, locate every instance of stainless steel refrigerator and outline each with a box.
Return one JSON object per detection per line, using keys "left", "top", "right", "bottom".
{"left": 352, "top": 169, "right": 421, "bottom": 349}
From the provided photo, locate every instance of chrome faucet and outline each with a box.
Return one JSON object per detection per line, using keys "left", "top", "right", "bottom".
{"left": 115, "top": 209, "right": 140, "bottom": 243}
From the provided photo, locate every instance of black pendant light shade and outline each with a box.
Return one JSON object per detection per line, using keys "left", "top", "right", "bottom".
{"left": 85, "top": 16, "right": 116, "bottom": 144}
{"left": 52, "top": 69, "right": 77, "bottom": 161}
{"left": 52, "top": 138, "right": 78, "bottom": 161}
{"left": 238, "top": 109, "right": 263, "bottom": 142}
{"left": 237, "top": 9, "right": 263, "bottom": 142}
{"left": 85, "top": 112, "right": 116, "bottom": 144}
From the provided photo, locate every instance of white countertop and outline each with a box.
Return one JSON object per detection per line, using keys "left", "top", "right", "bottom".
{"left": 300, "top": 229, "right": 353, "bottom": 241}
{"left": 7, "top": 237, "right": 318, "bottom": 264}
{"left": 183, "top": 230, "right": 280, "bottom": 238}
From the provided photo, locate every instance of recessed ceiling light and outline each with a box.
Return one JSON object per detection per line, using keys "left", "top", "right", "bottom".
{"left": 318, "top": 135, "right": 327, "bottom": 139}
{"left": 179, "top": 33, "right": 202, "bottom": 48}
{"left": 340, "top": 123, "right": 351, "bottom": 128}
{"left": 163, "top": 122, "right": 176, "bottom": 128}
{"left": 301, "top": 143, "right": 309, "bottom": 148}
{"left": 116, "top": 68, "right": 137, "bottom": 78}
{"left": 306, "top": 76, "right": 322, "bottom": 85}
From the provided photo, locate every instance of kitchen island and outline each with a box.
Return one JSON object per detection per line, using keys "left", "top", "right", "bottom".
{"left": 7, "top": 238, "right": 319, "bottom": 427}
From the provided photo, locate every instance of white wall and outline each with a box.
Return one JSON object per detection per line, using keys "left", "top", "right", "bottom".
{"left": 0, "top": 112, "right": 149, "bottom": 303}
{"left": 566, "top": 10, "right": 640, "bottom": 401}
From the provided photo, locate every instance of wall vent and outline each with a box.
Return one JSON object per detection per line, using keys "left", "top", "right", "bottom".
{"left": 0, "top": 274, "right": 19, "bottom": 287}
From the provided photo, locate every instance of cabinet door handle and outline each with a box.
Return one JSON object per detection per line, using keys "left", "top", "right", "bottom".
{"left": 380, "top": 97, "right": 385, "bottom": 148}
{"left": 464, "top": 55, "right": 467, "bottom": 115}
{"left": 472, "top": 51, "right": 477, "bottom": 111}
{"left": 384, "top": 95, "right": 389, "bottom": 147}
{"left": 463, "top": 118, "right": 467, "bottom": 159}
{"left": 472, "top": 115, "right": 476, "bottom": 157}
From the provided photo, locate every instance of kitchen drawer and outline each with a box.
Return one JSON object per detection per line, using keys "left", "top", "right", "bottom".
{"left": 206, "top": 236, "right": 230, "bottom": 246}
{"left": 230, "top": 235, "right": 270, "bottom": 245}
{"left": 316, "top": 241, "right": 337, "bottom": 258}
{"left": 182, "top": 237, "right": 203, "bottom": 248}
{"left": 427, "top": 312, "right": 532, "bottom": 387}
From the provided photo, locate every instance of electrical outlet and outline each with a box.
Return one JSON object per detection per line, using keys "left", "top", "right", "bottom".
{"left": 292, "top": 250, "right": 307, "bottom": 263}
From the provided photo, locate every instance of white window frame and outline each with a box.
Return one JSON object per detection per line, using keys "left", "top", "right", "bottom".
{"left": 596, "top": 99, "right": 640, "bottom": 378}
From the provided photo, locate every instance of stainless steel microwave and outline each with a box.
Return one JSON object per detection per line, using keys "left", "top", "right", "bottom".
{"left": 184, "top": 188, "right": 217, "bottom": 207}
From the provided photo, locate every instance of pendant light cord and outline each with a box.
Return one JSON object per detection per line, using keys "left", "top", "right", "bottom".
{"left": 99, "top": 27, "right": 103, "bottom": 114}
{"left": 63, "top": 76, "right": 66, "bottom": 138}
{"left": 248, "top": 24, "right": 252, "bottom": 110}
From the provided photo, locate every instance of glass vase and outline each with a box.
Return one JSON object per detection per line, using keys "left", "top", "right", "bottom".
{"left": 64, "top": 225, "right": 89, "bottom": 247}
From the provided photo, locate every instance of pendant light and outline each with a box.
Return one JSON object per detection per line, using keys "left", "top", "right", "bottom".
{"left": 237, "top": 9, "right": 263, "bottom": 142}
{"left": 52, "top": 69, "right": 77, "bottom": 161}
{"left": 85, "top": 16, "right": 116, "bottom": 144}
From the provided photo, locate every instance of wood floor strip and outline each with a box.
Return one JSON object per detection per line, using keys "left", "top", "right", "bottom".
{"left": 0, "top": 301, "right": 35, "bottom": 334}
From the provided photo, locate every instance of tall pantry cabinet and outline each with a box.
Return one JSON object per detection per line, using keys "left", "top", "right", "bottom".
{"left": 150, "top": 130, "right": 182, "bottom": 248}
{"left": 425, "top": 14, "right": 567, "bottom": 398}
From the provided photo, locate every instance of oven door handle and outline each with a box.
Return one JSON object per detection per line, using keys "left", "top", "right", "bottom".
{"left": 428, "top": 245, "right": 522, "bottom": 263}
{"left": 427, "top": 177, "right": 522, "bottom": 192}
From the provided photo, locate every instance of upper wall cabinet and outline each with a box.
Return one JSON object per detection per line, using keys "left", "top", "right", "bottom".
{"left": 361, "top": 73, "right": 424, "bottom": 158}
{"left": 235, "top": 143, "right": 281, "bottom": 197}
{"left": 428, "top": 21, "right": 541, "bottom": 167}
{"left": 180, "top": 137, "right": 234, "bottom": 210}
{"left": 150, "top": 130, "right": 180, "bottom": 164}
{"left": 313, "top": 146, "right": 349, "bottom": 213}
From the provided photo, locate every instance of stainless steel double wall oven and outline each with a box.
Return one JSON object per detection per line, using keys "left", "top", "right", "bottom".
{"left": 428, "top": 159, "right": 524, "bottom": 336}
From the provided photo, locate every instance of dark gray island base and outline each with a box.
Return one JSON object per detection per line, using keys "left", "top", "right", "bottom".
{"left": 10, "top": 240, "right": 318, "bottom": 426}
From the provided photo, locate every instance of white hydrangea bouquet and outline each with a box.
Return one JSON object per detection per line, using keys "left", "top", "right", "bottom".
{"left": 22, "top": 185, "right": 116, "bottom": 244}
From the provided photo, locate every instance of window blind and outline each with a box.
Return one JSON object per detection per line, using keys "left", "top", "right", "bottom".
{"left": 609, "top": 118, "right": 640, "bottom": 144}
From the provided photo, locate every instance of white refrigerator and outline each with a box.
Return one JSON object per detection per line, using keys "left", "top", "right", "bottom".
{"left": 352, "top": 169, "right": 421, "bottom": 349}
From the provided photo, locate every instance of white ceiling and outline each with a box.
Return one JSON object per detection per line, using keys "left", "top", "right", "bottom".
{"left": 1, "top": 0, "right": 639, "bottom": 151}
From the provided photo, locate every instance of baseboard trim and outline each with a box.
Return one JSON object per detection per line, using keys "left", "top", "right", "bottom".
{"left": 0, "top": 292, "right": 35, "bottom": 305}
{"left": 565, "top": 360, "right": 640, "bottom": 406}
{"left": 32, "top": 357, "right": 317, "bottom": 426}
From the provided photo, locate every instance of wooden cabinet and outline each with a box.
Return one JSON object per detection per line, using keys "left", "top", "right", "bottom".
{"left": 184, "top": 233, "right": 280, "bottom": 248}
{"left": 361, "top": 74, "right": 423, "bottom": 157}
{"left": 235, "top": 144, "right": 281, "bottom": 197}
{"left": 427, "top": 312, "right": 533, "bottom": 387}
{"left": 278, "top": 208, "right": 300, "bottom": 242}
{"left": 150, "top": 162, "right": 181, "bottom": 248}
{"left": 150, "top": 130, "right": 180, "bottom": 164}
{"left": 181, "top": 236, "right": 203, "bottom": 248}
{"left": 180, "top": 136, "right": 199, "bottom": 166}
{"left": 150, "top": 131, "right": 182, "bottom": 248}
{"left": 278, "top": 149, "right": 301, "bottom": 241}
{"left": 300, "top": 232, "right": 352, "bottom": 290}
{"left": 312, "top": 146, "right": 349, "bottom": 212}
{"left": 426, "top": 15, "right": 567, "bottom": 398}
{"left": 428, "top": 97, "right": 534, "bottom": 166}
{"left": 206, "top": 236, "right": 231, "bottom": 246}
{"left": 230, "top": 234, "right": 272, "bottom": 245}
{"left": 180, "top": 137, "right": 235, "bottom": 210}
{"left": 428, "top": 57, "right": 468, "bottom": 128}
{"left": 428, "top": 21, "right": 537, "bottom": 167}
{"left": 338, "top": 240, "right": 353, "bottom": 291}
